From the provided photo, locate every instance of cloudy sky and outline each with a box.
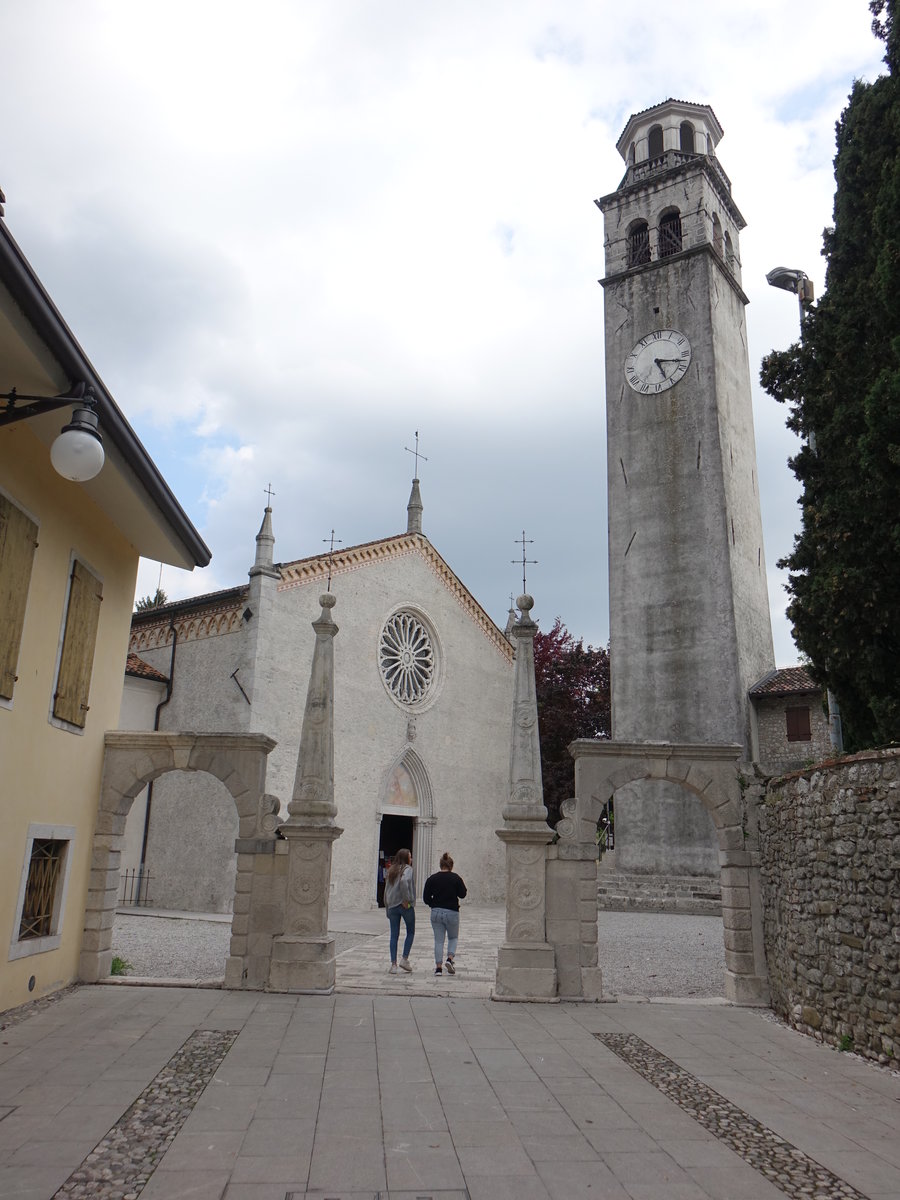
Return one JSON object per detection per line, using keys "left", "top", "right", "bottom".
{"left": 4, "top": 1, "right": 887, "bottom": 665}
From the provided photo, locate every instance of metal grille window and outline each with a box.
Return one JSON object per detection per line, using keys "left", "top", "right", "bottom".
{"left": 379, "top": 611, "right": 435, "bottom": 705}
{"left": 627, "top": 222, "right": 651, "bottom": 266}
{"left": 19, "top": 839, "right": 66, "bottom": 939}
{"left": 659, "top": 211, "right": 683, "bottom": 258}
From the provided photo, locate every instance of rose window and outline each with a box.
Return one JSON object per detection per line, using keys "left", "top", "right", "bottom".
{"left": 379, "top": 611, "right": 435, "bottom": 705}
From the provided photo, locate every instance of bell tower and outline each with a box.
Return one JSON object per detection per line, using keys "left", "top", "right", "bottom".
{"left": 597, "top": 100, "right": 774, "bottom": 875}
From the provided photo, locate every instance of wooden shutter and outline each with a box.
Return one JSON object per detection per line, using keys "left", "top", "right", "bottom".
{"left": 0, "top": 495, "right": 39, "bottom": 700}
{"left": 785, "top": 706, "right": 811, "bottom": 742}
{"left": 53, "top": 560, "right": 103, "bottom": 727}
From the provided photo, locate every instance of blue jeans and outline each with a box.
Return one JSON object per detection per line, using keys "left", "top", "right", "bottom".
{"left": 387, "top": 904, "right": 415, "bottom": 962}
{"left": 430, "top": 907, "right": 460, "bottom": 963}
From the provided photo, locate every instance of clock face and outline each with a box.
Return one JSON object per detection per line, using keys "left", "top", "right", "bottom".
{"left": 624, "top": 329, "right": 692, "bottom": 394}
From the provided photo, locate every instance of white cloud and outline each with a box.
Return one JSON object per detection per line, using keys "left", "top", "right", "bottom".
{"left": 3, "top": 0, "right": 887, "bottom": 665}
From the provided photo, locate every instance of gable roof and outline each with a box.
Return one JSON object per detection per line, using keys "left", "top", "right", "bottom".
{"left": 130, "top": 530, "right": 513, "bottom": 661}
{"left": 749, "top": 666, "right": 821, "bottom": 698}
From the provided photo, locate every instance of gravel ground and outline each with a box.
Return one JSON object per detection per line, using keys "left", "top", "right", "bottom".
{"left": 111, "top": 909, "right": 726, "bottom": 997}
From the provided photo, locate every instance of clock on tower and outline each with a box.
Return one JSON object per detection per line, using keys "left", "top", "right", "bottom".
{"left": 596, "top": 99, "right": 775, "bottom": 879}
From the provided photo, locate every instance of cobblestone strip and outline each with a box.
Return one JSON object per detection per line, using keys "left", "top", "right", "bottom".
{"left": 53, "top": 1028, "right": 239, "bottom": 1200}
{"left": 596, "top": 1033, "right": 869, "bottom": 1200}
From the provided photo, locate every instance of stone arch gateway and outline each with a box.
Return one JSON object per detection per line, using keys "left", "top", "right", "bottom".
{"left": 80, "top": 730, "right": 279, "bottom": 986}
{"left": 549, "top": 740, "right": 769, "bottom": 1005}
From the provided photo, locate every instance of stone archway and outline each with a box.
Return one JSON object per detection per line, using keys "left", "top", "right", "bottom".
{"left": 80, "top": 731, "right": 279, "bottom": 988}
{"left": 378, "top": 746, "right": 435, "bottom": 896}
{"left": 550, "top": 740, "right": 768, "bottom": 1006}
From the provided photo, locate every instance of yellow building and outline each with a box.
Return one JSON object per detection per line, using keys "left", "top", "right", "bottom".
{"left": 0, "top": 199, "right": 208, "bottom": 1014}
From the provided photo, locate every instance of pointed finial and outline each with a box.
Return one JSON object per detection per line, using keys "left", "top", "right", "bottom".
{"left": 407, "top": 477, "right": 424, "bottom": 534}
{"left": 250, "top": 491, "right": 279, "bottom": 579}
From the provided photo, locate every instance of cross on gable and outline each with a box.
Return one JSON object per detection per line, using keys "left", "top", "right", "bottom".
{"left": 404, "top": 431, "right": 428, "bottom": 478}
{"left": 512, "top": 531, "right": 537, "bottom": 594}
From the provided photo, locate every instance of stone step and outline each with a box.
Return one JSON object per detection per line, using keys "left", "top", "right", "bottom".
{"left": 597, "top": 866, "right": 722, "bottom": 915}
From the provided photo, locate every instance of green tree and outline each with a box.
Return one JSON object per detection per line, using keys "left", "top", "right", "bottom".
{"left": 760, "top": 0, "right": 900, "bottom": 749}
{"left": 135, "top": 587, "right": 168, "bottom": 612}
{"left": 533, "top": 618, "right": 610, "bottom": 826}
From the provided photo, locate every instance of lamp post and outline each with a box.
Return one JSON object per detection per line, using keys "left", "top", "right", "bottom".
{"left": 0, "top": 381, "right": 105, "bottom": 481}
{"left": 766, "top": 266, "right": 843, "bottom": 754}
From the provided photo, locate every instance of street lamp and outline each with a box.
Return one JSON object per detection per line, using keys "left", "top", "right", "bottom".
{"left": 766, "top": 265, "right": 843, "bottom": 755}
{"left": 0, "top": 381, "right": 105, "bottom": 482}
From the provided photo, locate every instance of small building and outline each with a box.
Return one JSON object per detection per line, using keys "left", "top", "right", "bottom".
{"left": 749, "top": 666, "right": 832, "bottom": 774}
{"left": 0, "top": 201, "right": 208, "bottom": 1013}
{"left": 123, "top": 486, "right": 514, "bottom": 913}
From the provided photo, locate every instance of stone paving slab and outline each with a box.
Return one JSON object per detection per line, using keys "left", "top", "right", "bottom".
{"left": 0, "top": 986, "right": 898, "bottom": 1200}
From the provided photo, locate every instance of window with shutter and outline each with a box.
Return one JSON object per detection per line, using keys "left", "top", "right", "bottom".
{"left": 785, "top": 706, "right": 811, "bottom": 742}
{"left": 0, "top": 494, "right": 39, "bottom": 701}
{"left": 53, "top": 559, "right": 103, "bottom": 728}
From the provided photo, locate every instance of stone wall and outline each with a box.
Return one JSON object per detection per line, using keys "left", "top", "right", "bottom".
{"left": 758, "top": 749, "right": 900, "bottom": 1064}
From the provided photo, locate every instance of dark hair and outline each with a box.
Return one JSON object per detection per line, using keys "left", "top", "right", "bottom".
{"left": 439, "top": 852, "right": 454, "bottom": 871}
{"left": 386, "top": 847, "right": 412, "bottom": 885}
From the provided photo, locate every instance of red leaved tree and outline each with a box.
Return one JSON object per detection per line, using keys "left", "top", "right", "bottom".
{"left": 532, "top": 618, "right": 610, "bottom": 827}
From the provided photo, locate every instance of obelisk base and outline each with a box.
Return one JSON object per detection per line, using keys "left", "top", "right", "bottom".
{"left": 493, "top": 942, "right": 559, "bottom": 1002}
{"left": 268, "top": 934, "right": 337, "bottom": 994}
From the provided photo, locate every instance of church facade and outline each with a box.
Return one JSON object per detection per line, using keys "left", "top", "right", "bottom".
{"left": 123, "top": 483, "right": 514, "bottom": 913}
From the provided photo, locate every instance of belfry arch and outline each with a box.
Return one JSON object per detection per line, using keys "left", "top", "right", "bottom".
{"left": 80, "top": 731, "right": 279, "bottom": 987}
{"left": 547, "top": 740, "right": 769, "bottom": 1006}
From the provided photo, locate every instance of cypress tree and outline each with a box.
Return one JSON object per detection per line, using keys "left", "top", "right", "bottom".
{"left": 760, "top": 0, "right": 900, "bottom": 749}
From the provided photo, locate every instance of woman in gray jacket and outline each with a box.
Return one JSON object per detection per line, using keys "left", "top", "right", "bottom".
{"left": 384, "top": 848, "right": 415, "bottom": 974}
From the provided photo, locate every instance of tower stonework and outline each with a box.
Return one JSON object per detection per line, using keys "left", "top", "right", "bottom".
{"left": 597, "top": 100, "right": 774, "bottom": 875}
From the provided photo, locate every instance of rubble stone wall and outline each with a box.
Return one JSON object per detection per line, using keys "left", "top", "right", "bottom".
{"left": 758, "top": 749, "right": 900, "bottom": 1064}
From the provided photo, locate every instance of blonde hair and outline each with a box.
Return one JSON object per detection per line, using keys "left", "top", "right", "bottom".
{"left": 439, "top": 852, "right": 454, "bottom": 871}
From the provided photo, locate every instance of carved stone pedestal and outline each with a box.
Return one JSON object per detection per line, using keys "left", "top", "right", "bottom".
{"left": 493, "top": 828, "right": 558, "bottom": 1001}
{"left": 268, "top": 824, "right": 342, "bottom": 994}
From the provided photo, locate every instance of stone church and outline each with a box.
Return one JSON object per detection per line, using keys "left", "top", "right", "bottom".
{"left": 122, "top": 481, "right": 514, "bottom": 912}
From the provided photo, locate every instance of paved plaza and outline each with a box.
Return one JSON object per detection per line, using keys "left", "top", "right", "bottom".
{"left": 0, "top": 908, "right": 898, "bottom": 1199}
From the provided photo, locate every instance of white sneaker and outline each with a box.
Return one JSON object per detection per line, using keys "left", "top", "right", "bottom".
{"left": 399, "top": 957, "right": 412, "bottom": 973}
{"left": 389, "top": 963, "right": 398, "bottom": 974}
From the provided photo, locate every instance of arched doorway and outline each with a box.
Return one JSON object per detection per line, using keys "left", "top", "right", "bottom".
{"left": 81, "top": 730, "right": 278, "bottom": 988}
{"left": 376, "top": 748, "right": 434, "bottom": 905}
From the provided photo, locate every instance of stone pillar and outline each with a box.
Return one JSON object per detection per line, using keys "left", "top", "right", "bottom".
{"left": 268, "top": 593, "right": 343, "bottom": 993}
{"left": 547, "top": 799, "right": 604, "bottom": 1000}
{"left": 494, "top": 594, "right": 558, "bottom": 1001}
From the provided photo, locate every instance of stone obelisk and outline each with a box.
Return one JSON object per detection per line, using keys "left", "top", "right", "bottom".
{"left": 493, "top": 595, "right": 558, "bottom": 1001}
{"left": 268, "top": 592, "right": 343, "bottom": 993}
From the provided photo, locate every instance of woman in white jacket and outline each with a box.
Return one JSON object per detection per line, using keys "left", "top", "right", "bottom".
{"left": 383, "top": 848, "right": 415, "bottom": 974}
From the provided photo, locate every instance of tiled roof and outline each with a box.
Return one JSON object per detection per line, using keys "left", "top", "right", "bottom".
{"left": 131, "top": 583, "right": 247, "bottom": 622}
{"left": 749, "top": 666, "right": 821, "bottom": 697}
{"left": 125, "top": 653, "right": 169, "bottom": 683}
